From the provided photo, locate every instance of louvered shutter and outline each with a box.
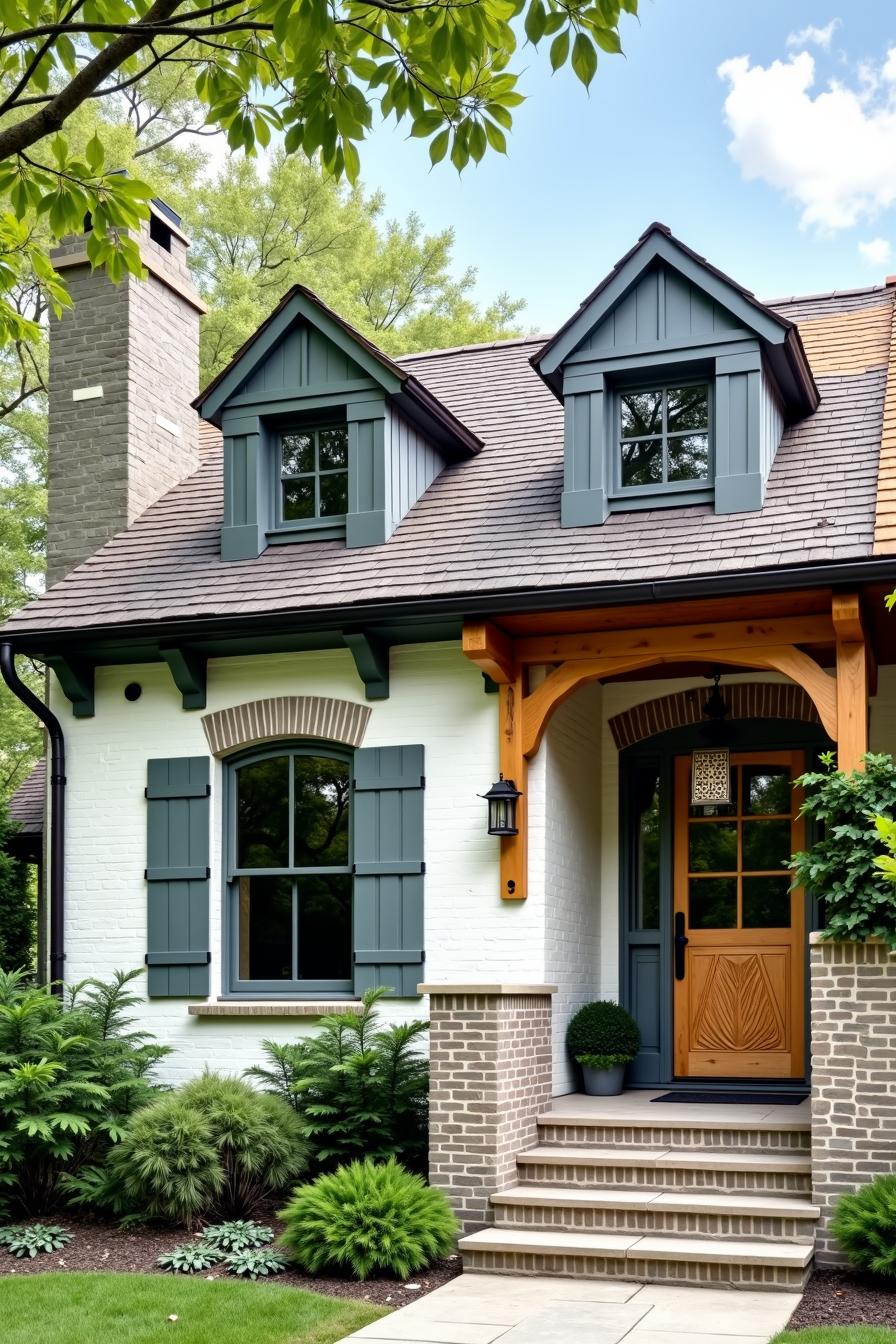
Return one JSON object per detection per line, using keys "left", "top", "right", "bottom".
{"left": 145, "top": 756, "right": 211, "bottom": 997}
{"left": 352, "top": 745, "right": 425, "bottom": 997}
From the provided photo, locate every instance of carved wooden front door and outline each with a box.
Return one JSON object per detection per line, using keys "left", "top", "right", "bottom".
{"left": 673, "top": 751, "right": 806, "bottom": 1080}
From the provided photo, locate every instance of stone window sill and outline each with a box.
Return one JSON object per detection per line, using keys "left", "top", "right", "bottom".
{"left": 188, "top": 1001, "right": 363, "bottom": 1017}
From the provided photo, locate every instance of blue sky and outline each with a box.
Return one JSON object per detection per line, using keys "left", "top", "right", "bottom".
{"left": 355, "top": 3, "right": 896, "bottom": 332}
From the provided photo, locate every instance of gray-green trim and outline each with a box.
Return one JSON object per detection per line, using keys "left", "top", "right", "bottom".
{"left": 146, "top": 755, "right": 211, "bottom": 998}
{"left": 46, "top": 654, "right": 94, "bottom": 718}
{"left": 159, "top": 645, "right": 207, "bottom": 710}
{"left": 344, "top": 630, "right": 390, "bottom": 700}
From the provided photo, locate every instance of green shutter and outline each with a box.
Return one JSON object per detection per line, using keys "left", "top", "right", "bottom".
{"left": 145, "top": 756, "right": 211, "bottom": 997}
{"left": 352, "top": 745, "right": 424, "bottom": 997}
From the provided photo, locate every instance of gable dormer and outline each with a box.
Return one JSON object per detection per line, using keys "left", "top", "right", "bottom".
{"left": 195, "top": 286, "right": 481, "bottom": 560}
{"left": 532, "top": 223, "right": 819, "bottom": 527}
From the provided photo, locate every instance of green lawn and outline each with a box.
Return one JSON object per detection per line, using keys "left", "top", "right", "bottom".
{"left": 0, "top": 1272, "right": 387, "bottom": 1344}
{"left": 772, "top": 1330, "right": 896, "bottom": 1343}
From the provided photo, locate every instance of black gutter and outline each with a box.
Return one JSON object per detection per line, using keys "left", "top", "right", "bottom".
{"left": 4, "top": 553, "right": 896, "bottom": 654}
{"left": 0, "top": 644, "right": 65, "bottom": 989}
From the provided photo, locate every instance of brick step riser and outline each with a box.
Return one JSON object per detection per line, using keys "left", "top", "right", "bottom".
{"left": 462, "top": 1249, "right": 810, "bottom": 1291}
{"left": 493, "top": 1204, "right": 816, "bottom": 1243}
{"left": 517, "top": 1162, "right": 811, "bottom": 1196}
{"left": 539, "top": 1124, "right": 810, "bottom": 1153}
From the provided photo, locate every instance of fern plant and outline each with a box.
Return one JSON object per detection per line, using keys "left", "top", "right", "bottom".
{"left": 157, "top": 1242, "right": 225, "bottom": 1274}
{"left": 223, "top": 1246, "right": 288, "bottom": 1279}
{"left": 279, "top": 1158, "right": 457, "bottom": 1280}
{"left": 246, "top": 987, "right": 429, "bottom": 1171}
{"left": 201, "top": 1220, "right": 273, "bottom": 1252}
{"left": 1, "top": 1224, "right": 71, "bottom": 1257}
{"left": 0, "top": 968, "right": 169, "bottom": 1215}
{"left": 831, "top": 1175, "right": 896, "bottom": 1277}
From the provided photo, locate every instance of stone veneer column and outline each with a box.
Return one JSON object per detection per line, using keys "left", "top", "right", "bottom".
{"left": 810, "top": 935, "right": 896, "bottom": 1265}
{"left": 419, "top": 982, "right": 556, "bottom": 1234}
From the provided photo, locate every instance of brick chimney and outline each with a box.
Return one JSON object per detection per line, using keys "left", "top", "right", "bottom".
{"left": 46, "top": 201, "right": 206, "bottom": 585}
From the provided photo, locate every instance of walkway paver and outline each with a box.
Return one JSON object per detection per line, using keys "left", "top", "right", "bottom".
{"left": 334, "top": 1275, "right": 800, "bottom": 1344}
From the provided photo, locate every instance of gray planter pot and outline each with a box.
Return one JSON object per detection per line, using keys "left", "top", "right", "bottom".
{"left": 581, "top": 1062, "right": 626, "bottom": 1096}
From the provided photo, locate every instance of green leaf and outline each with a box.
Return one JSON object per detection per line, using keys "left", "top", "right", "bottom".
{"left": 428, "top": 127, "right": 450, "bottom": 165}
{"left": 483, "top": 118, "right": 507, "bottom": 153}
{"left": 571, "top": 32, "right": 598, "bottom": 86}
{"left": 85, "top": 134, "right": 104, "bottom": 175}
{"left": 410, "top": 110, "right": 445, "bottom": 138}
{"left": 524, "top": 0, "right": 546, "bottom": 44}
{"left": 549, "top": 28, "right": 569, "bottom": 71}
{"left": 593, "top": 25, "right": 623, "bottom": 54}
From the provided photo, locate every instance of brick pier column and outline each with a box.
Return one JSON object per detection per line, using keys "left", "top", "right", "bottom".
{"left": 810, "top": 935, "right": 896, "bottom": 1265}
{"left": 419, "top": 982, "right": 556, "bottom": 1234}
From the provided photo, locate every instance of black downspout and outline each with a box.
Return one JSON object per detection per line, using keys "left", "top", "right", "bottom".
{"left": 0, "top": 644, "right": 65, "bottom": 988}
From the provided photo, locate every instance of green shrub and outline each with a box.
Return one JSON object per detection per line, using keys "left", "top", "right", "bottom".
{"left": 246, "top": 987, "right": 429, "bottom": 1171}
{"left": 279, "top": 1158, "right": 457, "bottom": 1280}
{"left": 0, "top": 1224, "right": 71, "bottom": 1258}
{"left": 830, "top": 1174, "right": 896, "bottom": 1277}
{"left": 223, "top": 1246, "right": 288, "bottom": 1279}
{"left": 0, "top": 967, "right": 169, "bottom": 1215}
{"left": 566, "top": 1000, "right": 640, "bottom": 1070}
{"left": 790, "top": 752, "right": 896, "bottom": 950}
{"left": 157, "top": 1242, "right": 224, "bottom": 1274}
{"left": 202, "top": 1220, "right": 273, "bottom": 1252}
{"left": 105, "top": 1073, "right": 307, "bottom": 1226}
{"left": 0, "top": 797, "right": 34, "bottom": 974}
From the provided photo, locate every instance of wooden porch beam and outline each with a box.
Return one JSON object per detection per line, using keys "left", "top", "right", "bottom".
{"left": 499, "top": 673, "right": 527, "bottom": 900}
{"left": 462, "top": 620, "right": 516, "bottom": 685}
{"left": 521, "top": 644, "right": 839, "bottom": 759}
{"left": 832, "top": 593, "right": 869, "bottom": 772}
{"left": 513, "top": 614, "right": 835, "bottom": 666}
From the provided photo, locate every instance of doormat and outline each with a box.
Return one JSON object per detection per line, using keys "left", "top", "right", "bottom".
{"left": 650, "top": 1091, "right": 807, "bottom": 1105}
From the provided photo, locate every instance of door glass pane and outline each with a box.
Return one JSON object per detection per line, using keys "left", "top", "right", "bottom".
{"left": 743, "top": 819, "right": 791, "bottom": 872}
{"left": 745, "top": 767, "right": 791, "bottom": 815}
{"left": 633, "top": 769, "right": 661, "bottom": 930}
{"left": 237, "top": 756, "right": 289, "bottom": 868}
{"left": 743, "top": 876, "right": 792, "bottom": 928}
{"left": 668, "top": 434, "right": 709, "bottom": 482}
{"left": 689, "top": 821, "right": 737, "bottom": 873}
{"left": 689, "top": 877, "right": 737, "bottom": 928}
{"left": 294, "top": 756, "right": 350, "bottom": 867}
{"left": 621, "top": 437, "right": 663, "bottom": 486}
{"left": 297, "top": 875, "right": 352, "bottom": 980}
{"left": 238, "top": 876, "right": 292, "bottom": 979}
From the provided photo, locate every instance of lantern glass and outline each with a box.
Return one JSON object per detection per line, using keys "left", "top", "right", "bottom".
{"left": 481, "top": 776, "right": 521, "bottom": 836}
{"left": 691, "top": 747, "right": 732, "bottom": 807}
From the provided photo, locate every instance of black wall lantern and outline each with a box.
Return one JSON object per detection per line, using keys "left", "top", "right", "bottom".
{"left": 481, "top": 774, "right": 521, "bottom": 836}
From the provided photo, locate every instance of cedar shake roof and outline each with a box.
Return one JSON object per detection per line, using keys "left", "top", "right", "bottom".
{"left": 4, "top": 284, "right": 896, "bottom": 643}
{"left": 8, "top": 759, "right": 45, "bottom": 835}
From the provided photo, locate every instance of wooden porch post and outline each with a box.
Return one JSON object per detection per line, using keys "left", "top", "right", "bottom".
{"left": 832, "top": 594, "right": 869, "bottom": 773}
{"left": 499, "top": 672, "right": 527, "bottom": 901}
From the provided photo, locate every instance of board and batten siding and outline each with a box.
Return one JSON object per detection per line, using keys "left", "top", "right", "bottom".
{"left": 584, "top": 264, "right": 747, "bottom": 353}
{"left": 234, "top": 321, "right": 367, "bottom": 395}
{"left": 50, "top": 642, "right": 543, "bottom": 1083}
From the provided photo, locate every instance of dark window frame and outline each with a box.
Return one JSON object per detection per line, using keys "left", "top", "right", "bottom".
{"left": 224, "top": 742, "right": 354, "bottom": 998}
{"left": 276, "top": 422, "right": 349, "bottom": 531}
{"left": 613, "top": 377, "right": 713, "bottom": 498}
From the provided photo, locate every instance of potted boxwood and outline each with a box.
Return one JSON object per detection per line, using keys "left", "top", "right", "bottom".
{"left": 566, "top": 1000, "right": 641, "bottom": 1096}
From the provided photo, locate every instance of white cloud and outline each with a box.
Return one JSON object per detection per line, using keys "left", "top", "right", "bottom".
{"left": 786, "top": 19, "right": 840, "bottom": 50}
{"left": 718, "top": 48, "right": 896, "bottom": 231}
{"left": 858, "top": 237, "right": 892, "bottom": 265}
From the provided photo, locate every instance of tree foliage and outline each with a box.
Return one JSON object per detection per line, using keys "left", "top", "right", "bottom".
{"left": 0, "top": 796, "right": 33, "bottom": 971}
{"left": 790, "top": 752, "right": 896, "bottom": 951}
{"left": 0, "top": 0, "right": 636, "bottom": 345}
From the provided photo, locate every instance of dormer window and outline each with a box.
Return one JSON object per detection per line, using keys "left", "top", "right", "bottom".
{"left": 280, "top": 425, "right": 348, "bottom": 525}
{"left": 619, "top": 382, "right": 710, "bottom": 491}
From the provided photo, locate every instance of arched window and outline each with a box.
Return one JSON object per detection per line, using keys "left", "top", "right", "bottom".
{"left": 227, "top": 744, "right": 352, "bottom": 994}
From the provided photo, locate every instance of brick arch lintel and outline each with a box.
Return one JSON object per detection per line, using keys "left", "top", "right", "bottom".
{"left": 201, "top": 695, "right": 372, "bottom": 757}
{"left": 608, "top": 681, "right": 821, "bottom": 752}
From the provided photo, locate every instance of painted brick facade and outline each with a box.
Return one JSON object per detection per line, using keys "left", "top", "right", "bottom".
{"left": 47, "top": 220, "right": 202, "bottom": 583}
{"left": 810, "top": 936, "right": 896, "bottom": 1265}
{"left": 423, "top": 986, "right": 554, "bottom": 1232}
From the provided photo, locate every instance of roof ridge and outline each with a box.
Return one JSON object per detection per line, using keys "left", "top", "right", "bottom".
{"left": 765, "top": 283, "right": 890, "bottom": 307}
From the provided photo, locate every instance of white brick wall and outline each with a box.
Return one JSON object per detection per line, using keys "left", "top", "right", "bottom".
{"left": 51, "top": 642, "right": 503, "bottom": 1082}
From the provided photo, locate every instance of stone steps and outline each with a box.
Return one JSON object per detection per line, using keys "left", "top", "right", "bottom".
{"left": 491, "top": 1183, "right": 820, "bottom": 1243}
{"left": 517, "top": 1144, "right": 812, "bottom": 1195}
{"left": 457, "top": 1226, "right": 814, "bottom": 1290}
{"left": 457, "top": 1098, "right": 818, "bottom": 1290}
